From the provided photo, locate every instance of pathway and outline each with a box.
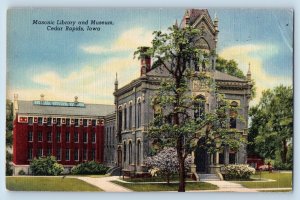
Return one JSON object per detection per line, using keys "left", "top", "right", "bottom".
{"left": 203, "top": 180, "right": 257, "bottom": 192}
{"left": 76, "top": 176, "right": 132, "bottom": 192}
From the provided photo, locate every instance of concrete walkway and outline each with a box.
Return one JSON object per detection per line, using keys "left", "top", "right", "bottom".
{"left": 203, "top": 180, "right": 257, "bottom": 192}
{"left": 77, "top": 176, "right": 132, "bottom": 192}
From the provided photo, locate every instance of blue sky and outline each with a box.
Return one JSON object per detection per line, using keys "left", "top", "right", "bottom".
{"left": 7, "top": 8, "right": 293, "bottom": 105}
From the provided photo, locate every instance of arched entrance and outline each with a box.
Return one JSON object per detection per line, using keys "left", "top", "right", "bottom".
{"left": 117, "top": 146, "right": 122, "bottom": 167}
{"left": 194, "top": 138, "right": 208, "bottom": 173}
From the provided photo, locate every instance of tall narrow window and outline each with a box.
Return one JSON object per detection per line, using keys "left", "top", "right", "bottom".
{"left": 47, "top": 132, "right": 52, "bottom": 142}
{"left": 28, "top": 148, "right": 33, "bottom": 160}
{"left": 92, "top": 119, "right": 96, "bottom": 126}
{"left": 28, "top": 117, "right": 33, "bottom": 125}
{"left": 129, "top": 104, "right": 132, "bottom": 129}
{"left": 129, "top": 141, "right": 132, "bottom": 164}
{"left": 74, "top": 132, "right": 79, "bottom": 143}
{"left": 47, "top": 117, "right": 52, "bottom": 126}
{"left": 124, "top": 106, "right": 127, "bottom": 130}
{"left": 38, "top": 117, "right": 43, "bottom": 125}
{"left": 38, "top": 148, "right": 43, "bottom": 157}
{"left": 74, "top": 149, "right": 79, "bottom": 161}
{"left": 123, "top": 142, "right": 126, "bottom": 162}
{"left": 56, "top": 132, "right": 61, "bottom": 142}
{"left": 83, "top": 119, "right": 88, "bottom": 127}
{"left": 83, "top": 148, "right": 87, "bottom": 160}
{"left": 92, "top": 148, "right": 95, "bottom": 160}
{"left": 56, "top": 148, "right": 61, "bottom": 160}
{"left": 74, "top": 119, "right": 79, "bottom": 126}
{"left": 137, "top": 101, "right": 141, "bottom": 128}
{"left": 92, "top": 132, "right": 96, "bottom": 143}
{"left": 47, "top": 148, "right": 51, "bottom": 156}
{"left": 66, "top": 118, "right": 70, "bottom": 126}
{"left": 66, "top": 132, "right": 70, "bottom": 143}
{"left": 38, "top": 132, "right": 42, "bottom": 142}
{"left": 66, "top": 148, "right": 70, "bottom": 161}
{"left": 83, "top": 132, "right": 88, "bottom": 143}
{"left": 230, "top": 101, "right": 238, "bottom": 129}
{"left": 194, "top": 95, "right": 205, "bottom": 121}
{"left": 57, "top": 118, "right": 61, "bottom": 126}
{"left": 28, "top": 131, "right": 33, "bottom": 142}
{"left": 137, "top": 140, "right": 141, "bottom": 165}
{"left": 118, "top": 108, "right": 122, "bottom": 132}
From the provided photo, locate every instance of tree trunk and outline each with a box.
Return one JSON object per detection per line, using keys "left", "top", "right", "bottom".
{"left": 281, "top": 139, "right": 288, "bottom": 163}
{"left": 178, "top": 157, "right": 186, "bottom": 192}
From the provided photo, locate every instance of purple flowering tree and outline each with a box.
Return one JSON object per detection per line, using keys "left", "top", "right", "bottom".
{"left": 144, "top": 147, "right": 192, "bottom": 184}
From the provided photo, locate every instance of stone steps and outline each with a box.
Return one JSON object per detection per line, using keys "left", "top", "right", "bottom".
{"left": 198, "top": 173, "right": 221, "bottom": 181}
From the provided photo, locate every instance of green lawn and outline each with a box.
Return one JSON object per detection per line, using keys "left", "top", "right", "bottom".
{"left": 6, "top": 177, "right": 103, "bottom": 191}
{"left": 234, "top": 171, "right": 292, "bottom": 189}
{"left": 122, "top": 176, "right": 193, "bottom": 183}
{"left": 112, "top": 181, "right": 218, "bottom": 191}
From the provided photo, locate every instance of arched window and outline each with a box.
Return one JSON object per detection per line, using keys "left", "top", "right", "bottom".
{"left": 118, "top": 107, "right": 122, "bottom": 133}
{"left": 123, "top": 141, "right": 126, "bottom": 162}
{"left": 230, "top": 101, "right": 238, "bottom": 129}
{"left": 137, "top": 100, "right": 141, "bottom": 128}
{"left": 129, "top": 141, "right": 132, "bottom": 164}
{"left": 129, "top": 103, "right": 132, "bottom": 129}
{"left": 124, "top": 105, "right": 127, "bottom": 130}
{"left": 194, "top": 95, "right": 205, "bottom": 121}
{"left": 137, "top": 140, "right": 141, "bottom": 165}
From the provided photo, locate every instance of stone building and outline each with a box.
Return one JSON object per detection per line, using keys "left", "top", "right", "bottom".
{"left": 107, "top": 9, "right": 252, "bottom": 174}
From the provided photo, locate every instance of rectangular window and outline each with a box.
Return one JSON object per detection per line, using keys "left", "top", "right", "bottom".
{"left": 75, "top": 119, "right": 79, "bottom": 126}
{"left": 47, "top": 148, "right": 51, "bottom": 156}
{"left": 57, "top": 118, "right": 61, "bottom": 126}
{"left": 129, "top": 105, "right": 132, "bottom": 129}
{"left": 83, "top": 119, "right": 87, "bottom": 127}
{"left": 47, "top": 132, "right": 52, "bottom": 142}
{"left": 229, "top": 153, "right": 236, "bottom": 164}
{"left": 124, "top": 107, "right": 127, "bottom": 129}
{"left": 66, "top": 118, "right": 70, "bottom": 126}
{"left": 38, "top": 132, "right": 42, "bottom": 142}
{"left": 28, "top": 131, "right": 33, "bottom": 142}
{"left": 92, "top": 148, "right": 95, "bottom": 160}
{"left": 137, "top": 103, "right": 141, "bottom": 128}
{"left": 92, "top": 132, "right": 96, "bottom": 143}
{"left": 83, "top": 132, "right": 88, "bottom": 143}
{"left": 66, "top": 148, "right": 70, "bottom": 161}
{"left": 74, "top": 132, "right": 79, "bottom": 143}
{"left": 92, "top": 119, "right": 96, "bottom": 127}
{"left": 83, "top": 148, "right": 87, "bottom": 160}
{"left": 28, "top": 117, "right": 33, "bottom": 125}
{"left": 38, "top": 148, "right": 43, "bottom": 157}
{"left": 66, "top": 132, "right": 70, "bottom": 143}
{"left": 56, "top": 132, "right": 61, "bottom": 142}
{"left": 28, "top": 148, "right": 33, "bottom": 160}
{"left": 74, "top": 149, "right": 79, "bottom": 161}
{"left": 47, "top": 117, "right": 52, "bottom": 126}
{"left": 38, "top": 117, "right": 43, "bottom": 125}
{"left": 56, "top": 148, "right": 61, "bottom": 160}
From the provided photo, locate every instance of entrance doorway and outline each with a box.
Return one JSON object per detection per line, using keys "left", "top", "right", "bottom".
{"left": 194, "top": 138, "right": 208, "bottom": 173}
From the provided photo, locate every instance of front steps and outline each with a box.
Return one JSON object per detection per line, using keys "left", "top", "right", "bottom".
{"left": 198, "top": 173, "right": 221, "bottom": 181}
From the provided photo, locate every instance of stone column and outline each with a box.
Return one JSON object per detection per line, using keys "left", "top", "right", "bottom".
{"left": 190, "top": 151, "right": 197, "bottom": 173}
{"left": 215, "top": 151, "right": 219, "bottom": 165}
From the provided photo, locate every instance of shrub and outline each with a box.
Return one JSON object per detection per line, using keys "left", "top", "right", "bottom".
{"left": 71, "top": 161, "right": 109, "bottom": 175}
{"left": 223, "top": 164, "right": 255, "bottom": 180}
{"left": 18, "top": 169, "right": 26, "bottom": 175}
{"left": 30, "top": 156, "right": 64, "bottom": 176}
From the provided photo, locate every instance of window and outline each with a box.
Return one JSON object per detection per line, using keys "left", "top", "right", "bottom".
{"left": 38, "top": 117, "right": 43, "bottom": 125}
{"left": 83, "top": 132, "right": 88, "bottom": 143}
{"left": 66, "top": 132, "right": 70, "bottom": 143}
{"left": 137, "top": 102, "right": 141, "bottom": 128}
{"left": 118, "top": 109, "right": 122, "bottom": 132}
{"left": 229, "top": 153, "right": 236, "bottom": 164}
{"left": 74, "top": 119, "right": 79, "bottom": 126}
{"left": 28, "top": 117, "right": 33, "bottom": 125}
{"left": 83, "top": 119, "right": 87, "bottom": 127}
{"left": 124, "top": 106, "right": 127, "bottom": 130}
{"left": 129, "top": 141, "right": 132, "bottom": 164}
{"left": 123, "top": 142, "right": 126, "bottom": 162}
{"left": 66, "top": 118, "right": 70, "bottom": 126}
{"left": 230, "top": 101, "right": 238, "bottom": 129}
{"left": 129, "top": 104, "right": 132, "bottom": 129}
{"left": 74, "top": 132, "right": 79, "bottom": 143}
{"left": 56, "top": 148, "right": 61, "bottom": 160}
{"left": 92, "top": 119, "right": 96, "bottom": 126}
{"left": 137, "top": 140, "right": 141, "bottom": 165}
{"left": 38, "top": 132, "right": 42, "bottom": 142}
{"left": 92, "top": 132, "right": 96, "bottom": 143}
{"left": 28, "top": 131, "right": 33, "bottom": 142}
{"left": 74, "top": 149, "right": 79, "bottom": 161}
{"left": 56, "top": 132, "right": 61, "bottom": 142}
{"left": 194, "top": 95, "right": 205, "bottom": 121}
{"left": 66, "top": 148, "right": 70, "bottom": 161}
{"left": 28, "top": 148, "right": 33, "bottom": 160}
{"left": 47, "top": 117, "right": 52, "bottom": 126}
{"left": 47, "top": 148, "right": 51, "bottom": 156}
{"left": 57, "top": 118, "right": 61, "bottom": 126}
{"left": 47, "top": 132, "right": 52, "bottom": 142}
{"left": 83, "top": 148, "right": 87, "bottom": 160}
{"left": 38, "top": 148, "right": 43, "bottom": 157}
{"left": 92, "top": 148, "right": 95, "bottom": 160}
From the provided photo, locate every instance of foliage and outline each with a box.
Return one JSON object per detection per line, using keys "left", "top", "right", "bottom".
{"left": 144, "top": 147, "right": 192, "bottom": 183}
{"left": 6, "top": 177, "right": 102, "bottom": 191}
{"left": 248, "top": 85, "right": 293, "bottom": 166}
{"left": 216, "top": 56, "right": 245, "bottom": 79}
{"left": 71, "top": 161, "right": 109, "bottom": 175}
{"left": 6, "top": 100, "right": 13, "bottom": 147}
{"left": 18, "top": 170, "right": 26, "bottom": 175}
{"left": 223, "top": 164, "right": 255, "bottom": 180}
{"left": 135, "top": 25, "right": 246, "bottom": 192}
{"left": 30, "top": 156, "right": 64, "bottom": 176}
{"left": 6, "top": 150, "right": 13, "bottom": 176}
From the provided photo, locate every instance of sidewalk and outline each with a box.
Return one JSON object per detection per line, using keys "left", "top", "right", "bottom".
{"left": 203, "top": 180, "right": 257, "bottom": 192}
{"left": 76, "top": 176, "right": 132, "bottom": 192}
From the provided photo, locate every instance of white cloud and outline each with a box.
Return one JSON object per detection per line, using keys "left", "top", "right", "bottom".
{"left": 81, "top": 27, "right": 153, "bottom": 54}
{"left": 219, "top": 44, "right": 292, "bottom": 106}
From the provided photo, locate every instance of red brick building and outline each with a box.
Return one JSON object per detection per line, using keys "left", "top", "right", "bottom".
{"left": 12, "top": 95, "right": 114, "bottom": 175}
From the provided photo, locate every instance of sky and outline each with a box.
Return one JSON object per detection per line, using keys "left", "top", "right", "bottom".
{"left": 6, "top": 8, "right": 293, "bottom": 106}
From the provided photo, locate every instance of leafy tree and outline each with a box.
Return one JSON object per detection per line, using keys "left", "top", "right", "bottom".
{"left": 216, "top": 56, "right": 245, "bottom": 79}
{"left": 249, "top": 85, "right": 293, "bottom": 166}
{"left": 30, "top": 156, "right": 64, "bottom": 176}
{"left": 135, "top": 25, "right": 246, "bottom": 192}
{"left": 6, "top": 100, "right": 13, "bottom": 176}
{"left": 144, "top": 147, "right": 192, "bottom": 184}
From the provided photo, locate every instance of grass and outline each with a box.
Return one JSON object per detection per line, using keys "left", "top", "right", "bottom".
{"left": 112, "top": 181, "right": 218, "bottom": 191}
{"left": 6, "top": 177, "right": 103, "bottom": 191}
{"left": 234, "top": 171, "right": 292, "bottom": 189}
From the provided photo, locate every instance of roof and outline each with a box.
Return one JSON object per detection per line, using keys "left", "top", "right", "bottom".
{"left": 214, "top": 70, "right": 246, "bottom": 82}
{"left": 17, "top": 100, "right": 115, "bottom": 117}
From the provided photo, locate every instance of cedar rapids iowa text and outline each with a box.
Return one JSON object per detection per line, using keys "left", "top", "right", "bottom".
{"left": 32, "top": 19, "right": 114, "bottom": 31}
